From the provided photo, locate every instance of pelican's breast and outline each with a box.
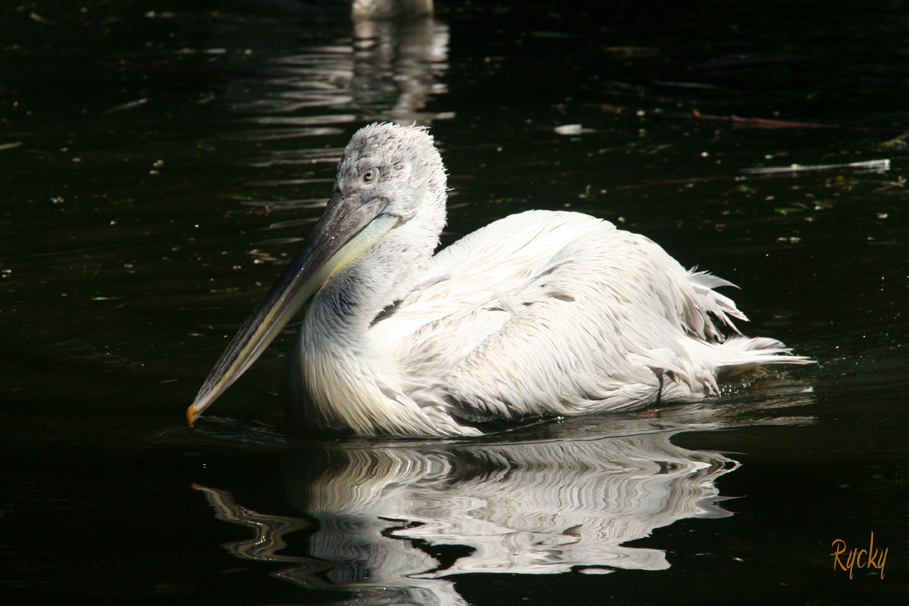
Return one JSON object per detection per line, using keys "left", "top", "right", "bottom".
{"left": 289, "top": 307, "right": 451, "bottom": 436}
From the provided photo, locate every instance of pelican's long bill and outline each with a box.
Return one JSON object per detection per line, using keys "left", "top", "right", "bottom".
{"left": 186, "top": 192, "right": 398, "bottom": 425}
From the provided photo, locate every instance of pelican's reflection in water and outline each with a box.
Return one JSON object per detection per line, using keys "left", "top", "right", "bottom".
{"left": 196, "top": 429, "right": 739, "bottom": 605}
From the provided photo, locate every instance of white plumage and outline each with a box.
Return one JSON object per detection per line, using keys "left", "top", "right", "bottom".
{"left": 188, "top": 123, "right": 811, "bottom": 436}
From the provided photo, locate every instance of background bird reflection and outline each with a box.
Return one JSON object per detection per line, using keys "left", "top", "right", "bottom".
{"left": 218, "top": 5, "right": 451, "bottom": 146}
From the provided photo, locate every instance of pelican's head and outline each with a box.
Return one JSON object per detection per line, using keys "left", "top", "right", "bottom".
{"left": 334, "top": 122, "right": 447, "bottom": 231}
{"left": 186, "top": 123, "right": 447, "bottom": 425}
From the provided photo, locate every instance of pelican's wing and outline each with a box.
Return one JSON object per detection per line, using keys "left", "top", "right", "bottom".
{"left": 379, "top": 211, "right": 799, "bottom": 425}
{"left": 371, "top": 211, "right": 616, "bottom": 382}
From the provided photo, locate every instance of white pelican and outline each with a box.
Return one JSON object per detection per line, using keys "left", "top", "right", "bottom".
{"left": 186, "top": 123, "right": 811, "bottom": 437}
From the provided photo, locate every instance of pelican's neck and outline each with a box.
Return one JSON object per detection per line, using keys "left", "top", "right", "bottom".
{"left": 304, "top": 197, "right": 445, "bottom": 353}
{"left": 290, "top": 212, "right": 444, "bottom": 435}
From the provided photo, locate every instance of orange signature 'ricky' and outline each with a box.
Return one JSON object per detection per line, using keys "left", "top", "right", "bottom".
{"left": 832, "top": 532, "right": 887, "bottom": 579}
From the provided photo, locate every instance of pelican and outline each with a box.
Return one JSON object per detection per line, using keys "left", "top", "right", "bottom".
{"left": 186, "top": 123, "right": 811, "bottom": 437}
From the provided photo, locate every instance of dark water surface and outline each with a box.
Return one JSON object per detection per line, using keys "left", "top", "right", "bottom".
{"left": 3, "top": 1, "right": 908, "bottom": 604}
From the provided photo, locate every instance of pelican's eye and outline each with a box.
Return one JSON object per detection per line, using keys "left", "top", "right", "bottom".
{"left": 362, "top": 168, "right": 379, "bottom": 183}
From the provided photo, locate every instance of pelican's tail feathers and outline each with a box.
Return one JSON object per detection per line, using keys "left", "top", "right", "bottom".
{"left": 712, "top": 335, "right": 814, "bottom": 378}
